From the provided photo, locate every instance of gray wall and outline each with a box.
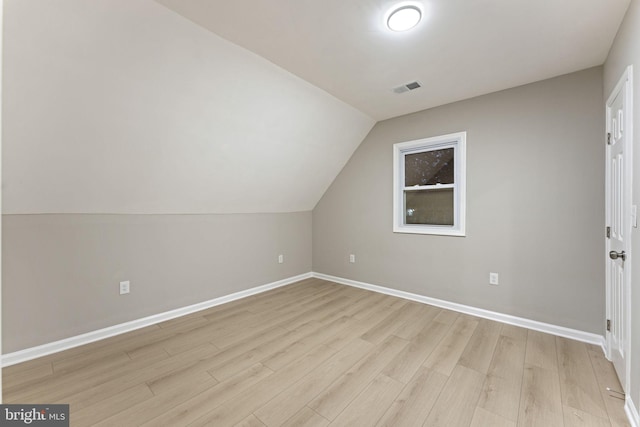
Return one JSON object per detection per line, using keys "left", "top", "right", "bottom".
{"left": 3, "top": 212, "right": 311, "bottom": 352}
{"left": 1, "top": 0, "right": 338, "bottom": 355}
{"left": 313, "top": 67, "right": 604, "bottom": 334}
{"left": 604, "top": 0, "right": 640, "bottom": 414}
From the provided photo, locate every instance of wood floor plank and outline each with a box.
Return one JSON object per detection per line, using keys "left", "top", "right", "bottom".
{"left": 130, "top": 315, "right": 211, "bottom": 357}
{"left": 297, "top": 288, "right": 351, "bottom": 311}
{"left": 470, "top": 407, "right": 516, "bottom": 427}
{"left": 2, "top": 356, "right": 54, "bottom": 376}
{"left": 182, "top": 325, "right": 289, "bottom": 375}
{"left": 89, "top": 319, "right": 204, "bottom": 363}
{"left": 432, "top": 308, "right": 459, "bottom": 325}
{"left": 375, "top": 366, "right": 448, "bottom": 427}
{"left": 281, "top": 407, "right": 329, "bottom": 427}
{"left": 2, "top": 362, "right": 53, "bottom": 391}
{"left": 197, "top": 308, "right": 259, "bottom": 333}
{"left": 308, "top": 335, "right": 408, "bottom": 420}
{"left": 314, "top": 293, "right": 371, "bottom": 325}
{"left": 156, "top": 313, "right": 208, "bottom": 330}
{"left": 563, "top": 406, "right": 612, "bottom": 427}
{"left": 94, "top": 378, "right": 220, "bottom": 427}
{"left": 281, "top": 296, "right": 356, "bottom": 332}
{"left": 65, "top": 343, "right": 219, "bottom": 411}
{"left": 208, "top": 321, "right": 322, "bottom": 381}
{"left": 209, "top": 310, "right": 301, "bottom": 349}
{"left": 3, "top": 279, "right": 629, "bottom": 427}
{"left": 500, "top": 324, "right": 528, "bottom": 342}
{"left": 424, "top": 364, "right": 486, "bottom": 427}
{"left": 17, "top": 324, "right": 160, "bottom": 370}
{"left": 141, "top": 363, "right": 273, "bottom": 427}
{"left": 526, "top": 330, "right": 559, "bottom": 371}
{"left": 242, "top": 283, "right": 335, "bottom": 315}
{"left": 556, "top": 337, "right": 608, "bottom": 419}
{"left": 261, "top": 316, "right": 352, "bottom": 371}
{"left": 188, "top": 344, "right": 341, "bottom": 426}
{"left": 328, "top": 374, "right": 404, "bottom": 427}
{"left": 146, "top": 358, "right": 217, "bottom": 395}
{"left": 321, "top": 305, "right": 403, "bottom": 351}
{"left": 254, "top": 338, "right": 374, "bottom": 427}
{"left": 52, "top": 348, "right": 133, "bottom": 376}
{"left": 350, "top": 293, "right": 396, "bottom": 320}
{"left": 423, "top": 315, "right": 478, "bottom": 376}
{"left": 314, "top": 291, "right": 368, "bottom": 319}
{"left": 587, "top": 347, "right": 630, "bottom": 427}
{"left": 126, "top": 342, "right": 171, "bottom": 361}
{"left": 518, "top": 364, "right": 564, "bottom": 427}
{"left": 477, "top": 334, "right": 526, "bottom": 422}
{"left": 5, "top": 349, "right": 168, "bottom": 404}
{"left": 360, "top": 301, "right": 411, "bottom": 344}
{"left": 458, "top": 318, "right": 503, "bottom": 374}
{"left": 234, "top": 414, "right": 267, "bottom": 427}
{"left": 211, "top": 303, "right": 322, "bottom": 350}
{"left": 70, "top": 383, "right": 154, "bottom": 427}
{"left": 391, "top": 304, "right": 440, "bottom": 340}
{"left": 382, "top": 321, "right": 449, "bottom": 383}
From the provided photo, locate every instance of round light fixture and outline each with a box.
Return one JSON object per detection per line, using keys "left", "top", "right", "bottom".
{"left": 387, "top": 5, "right": 422, "bottom": 32}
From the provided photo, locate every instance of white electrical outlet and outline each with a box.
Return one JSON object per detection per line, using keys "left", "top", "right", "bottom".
{"left": 489, "top": 273, "right": 499, "bottom": 285}
{"left": 278, "top": 254, "right": 284, "bottom": 264}
{"left": 349, "top": 254, "right": 356, "bottom": 263}
{"left": 119, "top": 280, "right": 130, "bottom": 295}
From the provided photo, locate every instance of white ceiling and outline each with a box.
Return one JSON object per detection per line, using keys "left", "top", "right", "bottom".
{"left": 156, "top": 0, "right": 631, "bottom": 120}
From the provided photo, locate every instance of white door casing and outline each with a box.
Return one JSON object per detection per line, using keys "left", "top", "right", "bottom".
{"left": 605, "top": 65, "right": 633, "bottom": 393}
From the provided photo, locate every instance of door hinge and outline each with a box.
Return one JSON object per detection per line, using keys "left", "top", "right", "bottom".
{"left": 607, "top": 132, "right": 612, "bottom": 145}
{"left": 607, "top": 319, "right": 611, "bottom": 332}
{"left": 606, "top": 226, "right": 611, "bottom": 238}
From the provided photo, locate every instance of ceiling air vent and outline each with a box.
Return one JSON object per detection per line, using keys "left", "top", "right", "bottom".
{"left": 393, "top": 81, "right": 422, "bottom": 94}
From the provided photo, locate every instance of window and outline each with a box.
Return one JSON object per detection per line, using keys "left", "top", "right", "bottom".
{"left": 393, "top": 132, "right": 466, "bottom": 236}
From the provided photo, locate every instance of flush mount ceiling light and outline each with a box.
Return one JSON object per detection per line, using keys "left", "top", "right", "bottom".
{"left": 387, "top": 5, "right": 422, "bottom": 32}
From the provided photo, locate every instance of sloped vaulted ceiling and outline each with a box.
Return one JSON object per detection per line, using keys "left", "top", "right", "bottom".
{"left": 4, "top": 0, "right": 630, "bottom": 214}
{"left": 2, "top": 0, "right": 375, "bottom": 214}
{"left": 156, "top": 0, "right": 630, "bottom": 120}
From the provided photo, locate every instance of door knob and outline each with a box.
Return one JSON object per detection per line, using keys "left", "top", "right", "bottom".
{"left": 609, "top": 250, "right": 626, "bottom": 261}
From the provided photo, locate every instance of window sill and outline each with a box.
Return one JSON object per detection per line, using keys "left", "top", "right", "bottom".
{"left": 393, "top": 226, "right": 466, "bottom": 237}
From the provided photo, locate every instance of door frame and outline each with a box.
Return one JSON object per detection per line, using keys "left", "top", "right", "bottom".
{"left": 605, "top": 65, "right": 633, "bottom": 393}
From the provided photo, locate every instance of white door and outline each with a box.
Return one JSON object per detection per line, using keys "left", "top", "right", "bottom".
{"left": 606, "top": 66, "right": 633, "bottom": 391}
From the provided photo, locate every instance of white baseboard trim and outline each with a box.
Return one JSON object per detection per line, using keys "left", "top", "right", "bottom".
{"left": 627, "top": 397, "right": 640, "bottom": 427}
{"left": 2, "top": 271, "right": 607, "bottom": 367}
{"left": 1, "top": 272, "right": 313, "bottom": 367}
{"left": 312, "top": 272, "right": 605, "bottom": 349}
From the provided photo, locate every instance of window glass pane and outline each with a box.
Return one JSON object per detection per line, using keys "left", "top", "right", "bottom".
{"left": 404, "top": 148, "right": 454, "bottom": 187}
{"left": 404, "top": 188, "right": 454, "bottom": 225}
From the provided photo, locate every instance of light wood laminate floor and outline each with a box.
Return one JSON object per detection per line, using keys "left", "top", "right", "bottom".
{"left": 3, "top": 278, "right": 630, "bottom": 426}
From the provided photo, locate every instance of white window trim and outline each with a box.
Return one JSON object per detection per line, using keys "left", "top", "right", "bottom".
{"left": 393, "top": 131, "right": 466, "bottom": 236}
